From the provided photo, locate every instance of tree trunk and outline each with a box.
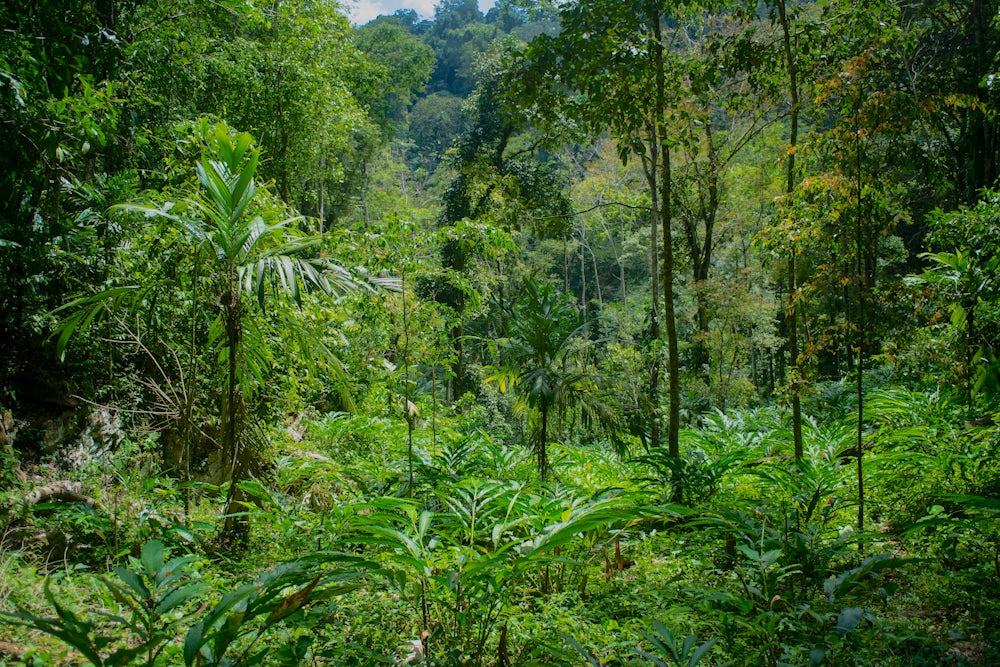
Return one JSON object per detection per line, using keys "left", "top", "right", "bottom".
{"left": 661, "top": 146, "right": 680, "bottom": 462}
{"left": 441, "top": 239, "right": 467, "bottom": 402}
{"left": 853, "top": 92, "right": 866, "bottom": 551}
{"left": 971, "top": 0, "right": 997, "bottom": 193}
{"left": 538, "top": 402, "right": 550, "bottom": 480}
{"left": 403, "top": 271, "right": 414, "bottom": 495}
{"left": 451, "top": 323, "right": 464, "bottom": 400}
{"left": 965, "top": 304, "right": 975, "bottom": 413}
{"left": 788, "top": 254, "right": 803, "bottom": 461}
{"left": 649, "top": 2, "right": 681, "bottom": 468}
{"left": 683, "top": 121, "right": 718, "bottom": 374}
{"left": 579, "top": 224, "right": 587, "bottom": 318}
{"left": 642, "top": 142, "right": 662, "bottom": 450}
{"left": 221, "top": 280, "right": 248, "bottom": 544}
{"left": 777, "top": 0, "right": 804, "bottom": 461}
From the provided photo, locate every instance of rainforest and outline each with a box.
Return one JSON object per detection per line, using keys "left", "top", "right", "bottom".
{"left": 0, "top": 0, "right": 998, "bottom": 665}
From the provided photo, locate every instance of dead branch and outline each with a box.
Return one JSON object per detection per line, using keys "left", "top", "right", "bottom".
{"left": 26, "top": 482, "right": 106, "bottom": 513}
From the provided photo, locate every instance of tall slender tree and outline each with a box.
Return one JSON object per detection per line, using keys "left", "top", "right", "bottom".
{"left": 520, "top": 0, "right": 697, "bottom": 472}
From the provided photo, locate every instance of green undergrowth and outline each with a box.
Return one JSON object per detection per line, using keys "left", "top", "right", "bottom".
{"left": 1, "top": 389, "right": 998, "bottom": 666}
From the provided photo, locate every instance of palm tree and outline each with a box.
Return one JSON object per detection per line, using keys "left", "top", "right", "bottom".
{"left": 165, "top": 126, "right": 362, "bottom": 541}
{"left": 488, "top": 279, "right": 616, "bottom": 479}
{"left": 187, "top": 127, "right": 346, "bottom": 540}
{"left": 59, "top": 123, "right": 354, "bottom": 543}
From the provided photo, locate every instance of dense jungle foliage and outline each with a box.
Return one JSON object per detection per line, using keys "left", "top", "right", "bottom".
{"left": 1, "top": 0, "right": 999, "bottom": 665}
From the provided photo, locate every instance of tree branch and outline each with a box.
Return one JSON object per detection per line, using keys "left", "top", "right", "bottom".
{"left": 530, "top": 200, "right": 650, "bottom": 222}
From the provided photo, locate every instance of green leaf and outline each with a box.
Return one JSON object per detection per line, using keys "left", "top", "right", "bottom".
{"left": 99, "top": 577, "right": 144, "bottom": 619}
{"left": 156, "top": 583, "right": 208, "bottom": 616}
{"left": 156, "top": 555, "right": 200, "bottom": 588}
{"left": 364, "top": 526, "right": 424, "bottom": 561}
{"left": 231, "top": 152, "right": 259, "bottom": 214}
{"left": 184, "top": 619, "right": 205, "bottom": 666}
{"left": 560, "top": 633, "right": 603, "bottom": 667}
{"left": 212, "top": 609, "right": 246, "bottom": 659}
{"left": 236, "top": 480, "right": 279, "bottom": 509}
{"left": 115, "top": 567, "right": 151, "bottom": 600}
{"left": 418, "top": 510, "right": 434, "bottom": 541}
{"left": 263, "top": 574, "right": 321, "bottom": 628}
{"left": 51, "top": 286, "right": 141, "bottom": 360}
{"left": 183, "top": 583, "right": 258, "bottom": 665}
{"left": 32, "top": 579, "right": 106, "bottom": 666}
{"left": 688, "top": 637, "right": 717, "bottom": 666}
{"left": 836, "top": 607, "right": 864, "bottom": 637}
{"left": 141, "top": 540, "right": 166, "bottom": 578}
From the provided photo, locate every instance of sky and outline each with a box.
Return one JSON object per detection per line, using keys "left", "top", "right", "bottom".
{"left": 345, "top": 0, "right": 497, "bottom": 25}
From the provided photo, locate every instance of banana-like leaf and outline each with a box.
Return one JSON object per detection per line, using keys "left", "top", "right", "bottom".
{"left": 51, "top": 285, "right": 143, "bottom": 360}
{"left": 262, "top": 574, "right": 322, "bottom": 628}
{"left": 155, "top": 583, "right": 208, "bottom": 617}
{"left": 184, "top": 583, "right": 259, "bottom": 666}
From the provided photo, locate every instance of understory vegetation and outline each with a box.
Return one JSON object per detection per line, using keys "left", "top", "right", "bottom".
{"left": 2, "top": 389, "right": 999, "bottom": 665}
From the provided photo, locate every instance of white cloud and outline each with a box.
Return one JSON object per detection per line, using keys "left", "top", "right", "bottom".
{"left": 344, "top": 0, "right": 382, "bottom": 24}
{"left": 344, "top": 0, "right": 496, "bottom": 25}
